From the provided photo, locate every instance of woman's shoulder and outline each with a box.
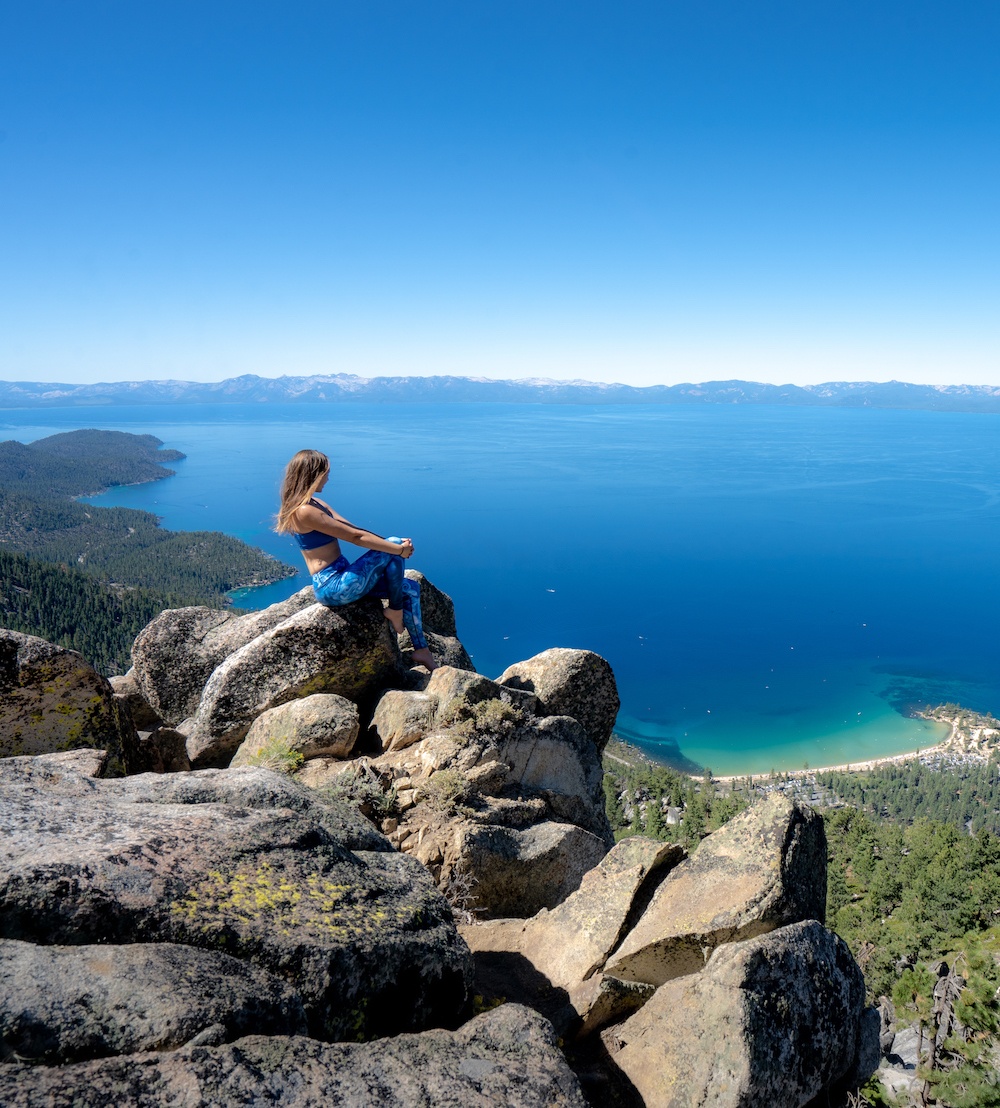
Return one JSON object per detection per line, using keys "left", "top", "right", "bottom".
{"left": 286, "top": 498, "right": 316, "bottom": 526}
{"left": 297, "top": 497, "right": 336, "bottom": 521}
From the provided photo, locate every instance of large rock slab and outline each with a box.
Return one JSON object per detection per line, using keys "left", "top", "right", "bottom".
{"left": 461, "top": 820, "right": 608, "bottom": 918}
{"left": 460, "top": 837, "right": 683, "bottom": 1034}
{"left": 2, "top": 748, "right": 109, "bottom": 778}
{"left": 130, "top": 588, "right": 317, "bottom": 726}
{"left": 0, "top": 938, "right": 307, "bottom": 1063}
{"left": 463, "top": 837, "right": 684, "bottom": 992}
{"left": 0, "top": 629, "right": 139, "bottom": 775}
{"left": 106, "top": 765, "right": 390, "bottom": 850}
{"left": 231, "top": 693, "right": 360, "bottom": 767}
{"left": 606, "top": 795, "right": 826, "bottom": 986}
{"left": 496, "top": 715, "right": 611, "bottom": 842}
{"left": 184, "top": 598, "right": 401, "bottom": 766}
{"left": 0, "top": 1004, "right": 588, "bottom": 1108}
{"left": 0, "top": 759, "right": 471, "bottom": 1041}
{"left": 609, "top": 921, "right": 878, "bottom": 1108}
{"left": 498, "top": 647, "right": 619, "bottom": 752}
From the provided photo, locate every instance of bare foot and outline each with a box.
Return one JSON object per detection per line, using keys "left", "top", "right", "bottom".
{"left": 384, "top": 608, "right": 405, "bottom": 635}
{"left": 410, "top": 647, "right": 438, "bottom": 671}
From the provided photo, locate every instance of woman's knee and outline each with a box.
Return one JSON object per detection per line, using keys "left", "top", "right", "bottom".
{"left": 383, "top": 554, "right": 405, "bottom": 584}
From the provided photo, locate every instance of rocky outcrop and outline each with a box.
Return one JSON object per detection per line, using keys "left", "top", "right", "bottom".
{"left": 605, "top": 794, "right": 827, "bottom": 985}
{"left": 460, "top": 800, "right": 876, "bottom": 1105}
{"left": 0, "top": 629, "right": 139, "bottom": 775}
{"left": 461, "top": 836, "right": 684, "bottom": 1034}
{"left": 498, "top": 648, "right": 620, "bottom": 752}
{"left": 0, "top": 1005, "right": 588, "bottom": 1108}
{"left": 1, "top": 574, "right": 877, "bottom": 1106}
{"left": 126, "top": 575, "right": 476, "bottom": 770}
{"left": 231, "top": 693, "right": 360, "bottom": 766}
{"left": 362, "top": 683, "right": 613, "bottom": 915}
{"left": 0, "top": 758, "right": 471, "bottom": 1042}
{"left": 130, "top": 589, "right": 317, "bottom": 725}
{"left": 607, "top": 921, "right": 878, "bottom": 1108}
{"left": 231, "top": 646, "right": 611, "bottom": 918}
{"left": 0, "top": 938, "right": 308, "bottom": 1064}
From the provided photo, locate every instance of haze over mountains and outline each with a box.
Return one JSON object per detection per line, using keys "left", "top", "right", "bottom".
{"left": 3, "top": 374, "right": 1000, "bottom": 412}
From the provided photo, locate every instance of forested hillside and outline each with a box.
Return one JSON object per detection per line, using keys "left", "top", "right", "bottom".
{"left": 0, "top": 430, "right": 184, "bottom": 496}
{"left": 827, "top": 806, "right": 1000, "bottom": 1106}
{"left": 0, "top": 549, "right": 173, "bottom": 674}
{"left": 0, "top": 488, "right": 291, "bottom": 598}
{"left": 818, "top": 755, "right": 1000, "bottom": 835}
{"left": 0, "top": 429, "right": 295, "bottom": 672}
{"left": 602, "top": 739, "right": 746, "bottom": 847}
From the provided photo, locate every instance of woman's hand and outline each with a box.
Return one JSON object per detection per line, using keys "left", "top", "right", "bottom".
{"left": 399, "top": 538, "right": 414, "bottom": 558}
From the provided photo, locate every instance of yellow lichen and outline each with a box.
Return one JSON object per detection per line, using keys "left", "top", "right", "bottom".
{"left": 167, "top": 862, "right": 392, "bottom": 941}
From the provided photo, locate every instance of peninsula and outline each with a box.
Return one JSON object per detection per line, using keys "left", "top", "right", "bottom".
{"left": 0, "top": 429, "right": 295, "bottom": 672}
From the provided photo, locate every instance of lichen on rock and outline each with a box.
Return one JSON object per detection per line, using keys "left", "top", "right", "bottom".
{"left": 0, "top": 629, "right": 139, "bottom": 774}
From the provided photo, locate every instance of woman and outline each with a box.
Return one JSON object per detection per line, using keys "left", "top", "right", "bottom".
{"left": 276, "top": 449, "right": 436, "bottom": 670}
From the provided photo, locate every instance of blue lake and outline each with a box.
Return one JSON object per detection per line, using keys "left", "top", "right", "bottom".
{"left": 5, "top": 400, "right": 1000, "bottom": 775}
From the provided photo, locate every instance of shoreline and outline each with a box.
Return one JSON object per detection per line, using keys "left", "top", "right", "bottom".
{"left": 712, "top": 705, "right": 1000, "bottom": 784}
{"left": 713, "top": 743, "right": 945, "bottom": 785}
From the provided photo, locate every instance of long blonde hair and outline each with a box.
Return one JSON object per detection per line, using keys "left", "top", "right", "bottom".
{"left": 275, "top": 449, "right": 330, "bottom": 533}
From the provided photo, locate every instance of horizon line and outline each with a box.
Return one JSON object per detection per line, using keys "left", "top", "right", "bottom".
{"left": 4, "top": 371, "right": 1000, "bottom": 392}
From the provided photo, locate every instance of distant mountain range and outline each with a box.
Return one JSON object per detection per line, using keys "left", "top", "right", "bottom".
{"left": 2, "top": 373, "right": 1000, "bottom": 412}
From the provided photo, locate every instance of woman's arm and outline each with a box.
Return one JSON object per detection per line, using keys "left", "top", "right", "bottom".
{"left": 293, "top": 502, "right": 414, "bottom": 557}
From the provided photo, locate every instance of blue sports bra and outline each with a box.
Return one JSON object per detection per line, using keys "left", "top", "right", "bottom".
{"left": 293, "top": 499, "right": 338, "bottom": 550}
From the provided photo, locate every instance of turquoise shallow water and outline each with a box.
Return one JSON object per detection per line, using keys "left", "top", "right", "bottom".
{"left": 5, "top": 400, "right": 998, "bottom": 775}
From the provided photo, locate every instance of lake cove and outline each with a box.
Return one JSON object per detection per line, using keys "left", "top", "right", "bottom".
{"left": 7, "top": 401, "right": 997, "bottom": 775}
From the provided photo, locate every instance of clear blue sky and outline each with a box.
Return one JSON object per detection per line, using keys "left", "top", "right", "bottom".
{"left": 1, "top": 1, "right": 997, "bottom": 387}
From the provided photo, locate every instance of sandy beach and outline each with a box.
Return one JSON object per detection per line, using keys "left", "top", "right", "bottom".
{"left": 711, "top": 707, "right": 1000, "bottom": 785}
{"left": 712, "top": 742, "right": 947, "bottom": 785}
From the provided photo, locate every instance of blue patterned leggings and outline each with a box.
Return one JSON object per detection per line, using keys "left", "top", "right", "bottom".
{"left": 311, "top": 539, "right": 428, "bottom": 649}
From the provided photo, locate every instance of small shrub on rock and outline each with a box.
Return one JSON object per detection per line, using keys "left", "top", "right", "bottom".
{"left": 440, "top": 865, "right": 480, "bottom": 924}
{"left": 440, "top": 694, "right": 525, "bottom": 742}
{"left": 245, "top": 738, "right": 304, "bottom": 775}
{"left": 420, "top": 768, "right": 471, "bottom": 814}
